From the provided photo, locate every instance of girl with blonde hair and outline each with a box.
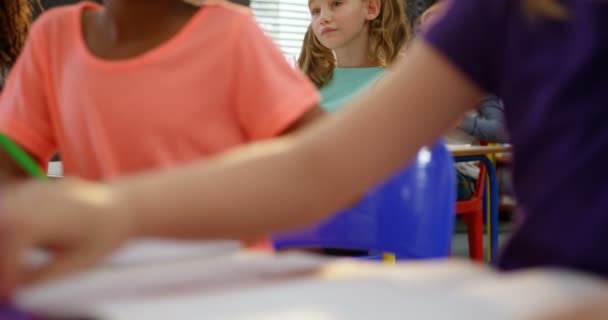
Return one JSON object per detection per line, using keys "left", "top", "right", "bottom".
{"left": 299, "top": 0, "right": 410, "bottom": 112}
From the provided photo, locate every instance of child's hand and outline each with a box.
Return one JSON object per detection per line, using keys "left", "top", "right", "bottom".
{"left": 0, "top": 149, "right": 37, "bottom": 183}
{"left": 533, "top": 294, "right": 608, "bottom": 320}
{"left": 0, "top": 178, "right": 134, "bottom": 295}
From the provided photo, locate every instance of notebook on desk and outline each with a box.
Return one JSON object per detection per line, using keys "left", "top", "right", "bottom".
{"left": 9, "top": 239, "right": 245, "bottom": 319}
{"left": 106, "top": 239, "right": 242, "bottom": 267}
{"left": 18, "top": 258, "right": 608, "bottom": 320}
{"left": 17, "top": 250, "right": 327, "bottom": 314}
{"left": 25, "top": 239, "right": 243, "bottom": 271}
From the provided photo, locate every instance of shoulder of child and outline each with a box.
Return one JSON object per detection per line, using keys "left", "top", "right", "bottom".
{"left": 204, "top": 0, "right": 253, "bottom": 17}
{"left": 29, "top": 2, "right": 86, "bottom": 40}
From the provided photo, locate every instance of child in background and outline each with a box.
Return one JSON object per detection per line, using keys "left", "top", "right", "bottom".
{"left": 299, "top": 0, "right": 409, "bottom": 112}
{"left": 0, "top": 0, "right": 323, "bottom": 182}
{"left": 0, "top": 0, "right": 607, "bottom": 302}
{"left": 419, "top": 1, "right": 507, "bottom": 147}
{"left": 448, "top": 95, "right": 507, "bottom": 199}
{"left": 420, "top": 0, "right": 508, "bottom": 200}
{"left": 296, "top": 0, "right": 408, "bottom": 256}
{"left": 0, "top": 0, "right": 41, "bottom": 89}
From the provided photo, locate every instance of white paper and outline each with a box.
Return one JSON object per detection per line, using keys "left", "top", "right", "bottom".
{"left": 17, "top": 255, "right": 608, "bottom": 320}
{"left": 17, "top": 251, "right": 326, "bottom": 312}
{"left": 91, "top": 264, "right": 608, "bottom": 320}
{"left": 105, "top": 239, "right": 242, "bottom": 267}
{"left": 24, "top": 239, "right": 242, "bottom": 269}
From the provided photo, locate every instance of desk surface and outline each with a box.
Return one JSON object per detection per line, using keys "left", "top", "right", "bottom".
{"left": 15, "top": 242, "right": 608, "bottom": 320}
{"left": 449, "top": 144, "right": 512, "bottom": 157}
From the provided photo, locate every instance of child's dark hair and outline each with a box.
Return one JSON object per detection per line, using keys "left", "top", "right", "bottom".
{"left": 0, "top": 0, "right": 41, "bottom": 86}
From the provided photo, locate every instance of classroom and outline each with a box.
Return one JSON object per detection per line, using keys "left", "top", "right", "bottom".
{"left": 0, "top": 0, "right": 606, "bottom": 319}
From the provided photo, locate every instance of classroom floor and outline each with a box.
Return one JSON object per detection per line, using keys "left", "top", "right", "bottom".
{"left": 451, "top": 217, "right": 513, "bottom": 258}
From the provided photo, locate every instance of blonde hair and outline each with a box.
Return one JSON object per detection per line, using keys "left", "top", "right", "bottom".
{"left": 523, "top": 0, "right": 569, "bottom": 20}
{"left": 298, "top": 0, "right": 410, "bottom": 87}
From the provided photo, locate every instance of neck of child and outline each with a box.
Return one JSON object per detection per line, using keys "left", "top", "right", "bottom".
{"left": 333, "top": 31, "right": 378, "bottom": 68}
{"left": 100, "top": 0, "right": 197, "bottom": 41}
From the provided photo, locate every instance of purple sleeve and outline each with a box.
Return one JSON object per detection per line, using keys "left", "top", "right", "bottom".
{"left": 423, "top": 0, "right": 508, "bottom": 92}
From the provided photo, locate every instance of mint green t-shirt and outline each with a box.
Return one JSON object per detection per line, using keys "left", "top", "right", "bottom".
{"left": 320, "top": 67, "right": 385, "bottom": 113}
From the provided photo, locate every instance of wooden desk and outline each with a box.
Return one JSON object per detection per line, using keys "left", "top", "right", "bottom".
{"left": 448, "top": 145, "right": 512, "bottom": 157}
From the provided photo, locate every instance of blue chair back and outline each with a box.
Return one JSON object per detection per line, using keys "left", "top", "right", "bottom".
{"left": 272, "top": 141, "right": 456, "bottom": 259}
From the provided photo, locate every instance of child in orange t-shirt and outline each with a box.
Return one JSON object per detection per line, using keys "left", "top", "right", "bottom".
{"left": 0, "top": 0, "right": 322, "bottom": 181}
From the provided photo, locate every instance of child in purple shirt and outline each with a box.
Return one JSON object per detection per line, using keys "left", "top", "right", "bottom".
{"left": 426, "top": 0, "right": 608, "bottom": 274}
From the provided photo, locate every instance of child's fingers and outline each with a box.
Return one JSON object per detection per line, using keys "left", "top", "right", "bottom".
{"left": 22, "top": 246, "right": 105, "bottom": 286}
{"left": 531, "top": 298, "right": 608, "bottom": 320}
{"left": 0, "top": 215, "right": 30, "bottom": 296}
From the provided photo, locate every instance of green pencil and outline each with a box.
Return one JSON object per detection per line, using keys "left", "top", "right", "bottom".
{"left": 0, "top": 133, "right": 48, "bottom": 180}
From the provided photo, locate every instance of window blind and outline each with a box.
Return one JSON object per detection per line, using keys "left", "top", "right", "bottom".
{"left": 251, "top": 0, "right": 311, "bottom": 57}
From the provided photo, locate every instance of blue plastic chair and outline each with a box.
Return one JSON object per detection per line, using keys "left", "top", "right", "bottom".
{"left": 272, "top": 141, "right": 456, "bottom": 260}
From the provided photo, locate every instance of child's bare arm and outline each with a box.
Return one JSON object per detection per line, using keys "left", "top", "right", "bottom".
{"left": 0, "top": 40, "right": 484, "bottom": 288}
{"left": 120, "top": 40, "right": 484, "bottom": 240}
{"left": 282, "top": 105, "right": 325, "bottom": 134}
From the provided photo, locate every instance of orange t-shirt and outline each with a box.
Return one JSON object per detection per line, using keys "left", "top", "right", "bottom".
{"left": 0, "top": 2, "right": 319, "bottom": 180}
